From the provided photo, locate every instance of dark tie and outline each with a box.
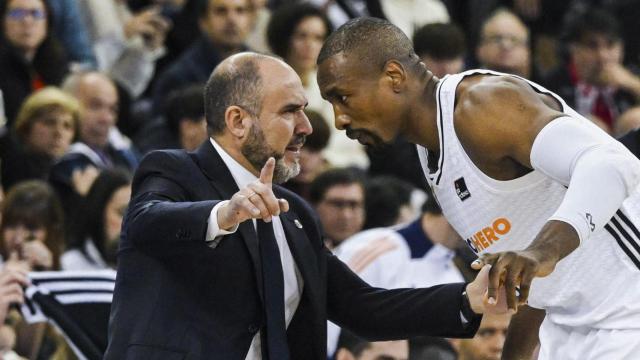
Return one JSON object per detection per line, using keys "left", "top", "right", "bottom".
{"left": 257, "top": 220, "right": 290, "bottom": 360}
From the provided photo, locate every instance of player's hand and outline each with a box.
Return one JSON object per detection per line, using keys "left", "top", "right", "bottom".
{"left": 466, "top": 264, "right": 510, "bottom": 315}
{"left": 217, "top": 158, "right": 289, "bottom": 229}
{"left": 471, "top": 249, "right": 557, "bottom": 312}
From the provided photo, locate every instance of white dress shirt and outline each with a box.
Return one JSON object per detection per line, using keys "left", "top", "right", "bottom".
{"left": 206, "top": 139, "right": 303, "bottom": 360}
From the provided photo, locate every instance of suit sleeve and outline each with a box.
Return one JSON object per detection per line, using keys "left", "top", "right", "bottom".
{"left": 326, "top": 250, "right": 481, "bottom": 339}
{"left": 122, "top": 151, "right": 220, "bottom": 257}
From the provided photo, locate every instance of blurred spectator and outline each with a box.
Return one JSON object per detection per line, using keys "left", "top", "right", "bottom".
{"left": 50, "top": 72, "right": 138, "bottom": 222}
{"left": 0, "top": 0, "right": 69, "bottom": 125}
{"left": 476, "top": 8, "right": 532, "bottom": 79}
{"left": 309, "top": 168, "right": 366, "bottom": 249}
{"left": 0, "top": 87, "right": 80, "bottom": 190}
{"left": 135, "top": 84, "right": 207, "bottom": 153}
{"left": 335, "top": 330, "right": 408, "bottom": 360}
{"left": 0, "top": 181, "right": 73, "bottom": 359}
{"left": 268, "top": 3, "right": 369, "bottom": 168}
{"left": 152, "top": 0, "right": 253, "bottom": 114}
{"left": 617, "top": 107, "right": 640, "bottom": 159}
{"left": 283, "top": 109, "right": 330, "bottom": 200}
{"left": 307, "top": 0, "right": 373, "bottom": 29}
{"left": 46, "top": 0, "right": 97, "bottom": 68}
{"left": 0, "top": 268, "right": 28, "bottom": 360}
{"left": 450, "top": 313, "right": 512, "bottom": 360}
{"left": 363, "top": 176, "right": 417, "bottom": 229}
{"left": 245, "top": 0, "right": 270, "bottom": 53}
{"left": 543, "top": 7, "right": 640, "bottom": 132}
{"left": 615, "top": 106, "right": 640, "bottom": 137}
{"left": 62, "top": 169, "right": 131, "bottom": 270}
{"left": 78, "top": 0, "right": 171, "bottom": 99}
{"left": 0, "top": 180, "right": 63, "bottom": 271}
{"left": 413, "top": 22, "right": 466, "bottom": 78}
{"left": 379, "top": 0, "right": 449, "bottom": 38}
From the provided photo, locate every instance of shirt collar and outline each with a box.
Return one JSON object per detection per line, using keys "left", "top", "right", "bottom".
{"left": 210, "top": 137, "right": 257, "bottom": 189}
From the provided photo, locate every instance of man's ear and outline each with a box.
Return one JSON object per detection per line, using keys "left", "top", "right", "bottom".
{"left": 383, "top": 60, "right": 407, "bottom": 93}
{"left": 225, "top": 106, "right": 252, "bottom": 138}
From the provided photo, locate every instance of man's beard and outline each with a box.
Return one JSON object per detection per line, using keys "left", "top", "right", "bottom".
{"left": 241, "top": 124, "right": 304, "bottom": 184}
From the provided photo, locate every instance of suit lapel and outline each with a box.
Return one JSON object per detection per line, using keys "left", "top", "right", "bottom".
{"left": 193, "top": 141, "right": 264, "bottom": 302}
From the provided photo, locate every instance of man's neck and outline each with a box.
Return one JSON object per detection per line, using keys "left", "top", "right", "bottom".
{"left": 404, "top": 75, "right": 440, "bottom": 151}
{"left": 212, "top": 135, "right": 260, "bottom": 177}
{"left": 421, "top": 213, "right": 457, "bottom": 250}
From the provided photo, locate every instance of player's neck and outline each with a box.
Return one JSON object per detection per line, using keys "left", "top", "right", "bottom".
{"left": 405, "top": 76, "right": 440, "bottom": 151}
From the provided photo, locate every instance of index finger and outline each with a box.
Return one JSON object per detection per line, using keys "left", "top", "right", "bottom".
{"left": 259, "top": 157, "right": 275, "bottom": 185}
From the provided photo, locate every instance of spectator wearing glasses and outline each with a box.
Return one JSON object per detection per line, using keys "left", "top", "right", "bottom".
{"left": 309, "top": 168, "right": 366, "bottom": 249}
{"left": 476, "top": 8, "right": 532, "bottom": 80}
{"left": 0, "top": 0, "right": 69, "bottom": 126}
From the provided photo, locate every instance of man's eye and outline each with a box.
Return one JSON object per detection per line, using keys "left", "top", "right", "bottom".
{"left": 340, "top": 95, "right": 348, "bottom": 104}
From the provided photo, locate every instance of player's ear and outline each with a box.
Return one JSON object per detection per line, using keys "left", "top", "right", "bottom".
{"left": 382, "top": 60, "right": 407, "bottom": 93}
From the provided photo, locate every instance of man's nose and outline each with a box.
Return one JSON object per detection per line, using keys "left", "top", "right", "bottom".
{"left": 333, "top": 107, "right": 349, "bottom": 130}
{"left": 297, "top": 111, "right": 313, "bottom": 135}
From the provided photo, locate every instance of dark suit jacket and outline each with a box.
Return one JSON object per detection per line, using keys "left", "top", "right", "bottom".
{"left": 104, "top": 141, "right": 480, "bottom": 360}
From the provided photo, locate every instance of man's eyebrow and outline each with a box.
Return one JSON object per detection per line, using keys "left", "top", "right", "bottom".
{"left": 281, "top": 102, "right": 307, "bottom": 112}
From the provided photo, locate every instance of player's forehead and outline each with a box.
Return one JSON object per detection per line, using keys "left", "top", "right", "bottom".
{"left": 318, "top": 53, "right": 358, "bottom": 96}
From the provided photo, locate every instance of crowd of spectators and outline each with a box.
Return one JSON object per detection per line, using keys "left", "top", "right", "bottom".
{"left": 0, "top": 0, "right": 638, "bottom": 358}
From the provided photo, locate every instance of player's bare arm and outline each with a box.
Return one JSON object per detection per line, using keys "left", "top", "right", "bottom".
{"left": 501, "top": 305, "right": 546, "bottom": 360}
{"left": 454, "top": 75, "right": 600, "bottom": 311}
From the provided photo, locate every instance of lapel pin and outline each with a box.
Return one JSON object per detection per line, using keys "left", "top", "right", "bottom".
{"left": 294, "top": 219, "right": 303, "bottom": 229}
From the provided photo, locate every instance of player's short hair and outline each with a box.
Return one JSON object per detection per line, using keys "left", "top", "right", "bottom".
{"left": 317, "top": 17, "right": 420, "bottom": 74}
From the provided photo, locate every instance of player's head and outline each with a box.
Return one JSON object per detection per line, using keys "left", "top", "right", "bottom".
{"left": 317, "top": 17, "right": 428, "bottom": 149}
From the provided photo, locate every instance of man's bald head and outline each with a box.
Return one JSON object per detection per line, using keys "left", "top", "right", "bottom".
{"left": 204, "top": 52, "right": 285, "bottom": 135}
{"left": 317, "top": 17, "right": 419, "bottom": 74}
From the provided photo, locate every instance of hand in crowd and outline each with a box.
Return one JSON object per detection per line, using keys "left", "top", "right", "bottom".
{"left": 217, "top": 158, "right": 290, "bottom": 230}
{"left": 20, "top": 242, "right": 53, "bottom": 271}
{"left": 0, "top": 269, "right": 30, "bottom": 324}
{"left": 71, "top": 166, "right": 100, "bottom": 197}
{"left": 599, "top": 63, "right": 640, "bottom": 96}
{"left": 465, "top": 265, "right": 510, "bottom": 315}
{"left": 124, "top": 6, "right": 171, "bottom": 50}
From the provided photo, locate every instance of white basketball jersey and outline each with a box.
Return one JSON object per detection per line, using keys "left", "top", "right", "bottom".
{"left": 418, "top": 69, "right": 640, "bottom": 329}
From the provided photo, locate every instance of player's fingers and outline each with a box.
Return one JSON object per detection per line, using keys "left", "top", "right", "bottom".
{"left": 259, "top": 157, "right": 275, "bottom": 185}
{"left": 487, "top": 255, "right": 509, "bottom": 304}
{"left": 504, "top": 269, "right": 520, "bottom": 312}
{"left": 472, "top": 253, "right": 498, "bottom": 270}
{"left": 518, "top": 267, "right": 535, "bottom": 305}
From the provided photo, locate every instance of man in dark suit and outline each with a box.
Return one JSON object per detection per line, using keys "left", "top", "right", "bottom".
{"left": 104, "top": 52, "right": 501, "bottom": 360}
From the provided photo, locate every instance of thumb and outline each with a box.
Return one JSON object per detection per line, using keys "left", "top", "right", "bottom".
{"left": 474, "top": 264, "right": 492, "bottom": 290}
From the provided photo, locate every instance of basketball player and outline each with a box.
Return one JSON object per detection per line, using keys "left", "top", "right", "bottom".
{"left": 317, "top": 18, "right": 640, "bottom": 360}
